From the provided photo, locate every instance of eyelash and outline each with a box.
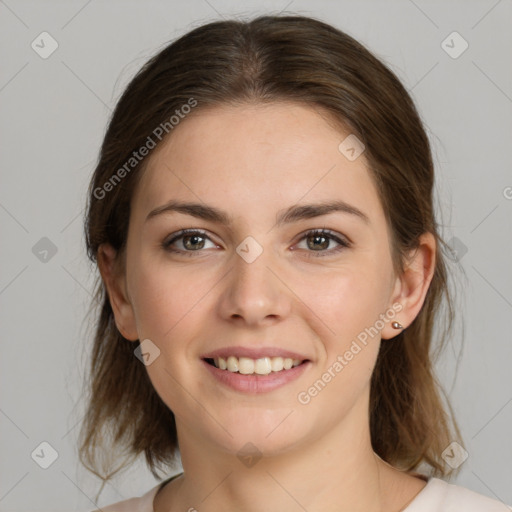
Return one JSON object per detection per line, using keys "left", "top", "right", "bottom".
{"left": 161, "top": 228, "right": 351, "bottom": 258}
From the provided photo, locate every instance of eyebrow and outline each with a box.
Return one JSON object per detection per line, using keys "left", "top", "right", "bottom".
{"left": 145, "top": 199, "right": 370, "bottom": 226}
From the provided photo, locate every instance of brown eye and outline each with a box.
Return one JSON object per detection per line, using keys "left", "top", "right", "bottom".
{"left": 295, "top": 229, "right": 350, "bottom": 257}
{"left": 162, "top": 229, "right": 215, "bottom": 255}
{"left": 181, "top": 233, "right": 206, "bottom": 250}
{"left": 306, "top": 232, "right": 330, "bottom": 250}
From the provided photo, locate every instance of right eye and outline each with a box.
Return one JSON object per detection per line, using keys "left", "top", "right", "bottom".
{"left": 162, "top": 229, "right": 218, "bottom": 256}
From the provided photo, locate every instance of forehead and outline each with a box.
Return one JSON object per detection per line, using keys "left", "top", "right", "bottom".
{"left": 132, "top": 102, "right": 385, "bottom": 229}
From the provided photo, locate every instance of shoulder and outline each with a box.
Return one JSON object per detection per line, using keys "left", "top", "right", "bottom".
{"left": 406, "top": 477, "right": 512, "bottom": 512}
{"left": 88, "top": 482, "right": 160, "bottom": 512}
{"left": 89, "top": 473, "right": 183, "bottom": 512}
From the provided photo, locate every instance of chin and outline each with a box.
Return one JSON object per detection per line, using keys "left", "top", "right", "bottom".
{"left": 209, "top": 411, "right": 310, "bottom": 459}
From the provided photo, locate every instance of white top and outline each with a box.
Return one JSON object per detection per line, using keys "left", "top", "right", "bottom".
{"left": 94, "top": 476, "right": 512, "bottom": 512}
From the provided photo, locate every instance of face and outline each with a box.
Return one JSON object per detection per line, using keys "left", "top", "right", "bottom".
{"left": 106, "top": 102, "right": 411, "bottom": 458}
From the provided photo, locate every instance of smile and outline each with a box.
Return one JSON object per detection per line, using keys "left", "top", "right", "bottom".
{"left": 205, "top": 356, "right": 304, "bottom": 375}
{"left": 202, "top": 357, "right": 311, "bottom": 394}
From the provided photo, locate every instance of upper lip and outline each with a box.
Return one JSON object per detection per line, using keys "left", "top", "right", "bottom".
{"left": 201, "top": 346, "right": 310, "bottom": 361}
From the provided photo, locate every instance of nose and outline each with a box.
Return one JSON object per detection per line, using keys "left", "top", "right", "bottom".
{"left": 217, "top": 243, "right": 292, "bottom": 327}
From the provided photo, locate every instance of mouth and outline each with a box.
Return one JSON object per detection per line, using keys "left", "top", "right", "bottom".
{"left": 200, "top": 346, "right": 312, "bottom": 392}
{"left": 203, "top": 356, "right": 309, "bottom": 375}
{"left": 202, "top": 355, "right": 312, "bottom": 394}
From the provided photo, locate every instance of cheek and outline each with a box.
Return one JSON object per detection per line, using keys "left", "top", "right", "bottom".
{"left": 128, "top": 259, "right": 215, "bottom": 371}
{"left": 294, "top": 269, "right": 384, "bottom": 413}
{"left": 129, "top": 259, "right": 207, "bottom": 340}
{"left": 129, "top": 262, "right": 207, "bottom": 414}
{"left": 295, "top": 263, "right": 389, "bottom": 346}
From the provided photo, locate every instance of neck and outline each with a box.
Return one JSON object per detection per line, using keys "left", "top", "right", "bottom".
{"left": 155, "top": 396, "right": 418, "bottom": 512}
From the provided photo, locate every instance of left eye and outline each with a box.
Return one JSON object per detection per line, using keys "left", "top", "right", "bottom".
{"left": 162, "top": 229, "right": 215, "bottom": 254}
{"left": 162, "top": 228, "right": 350, "bottom": 257}
{"left": 294, "top": 229, "right": 350, "bottom": 257}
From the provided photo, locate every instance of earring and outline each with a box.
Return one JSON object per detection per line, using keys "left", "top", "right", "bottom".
{"left": 391, "top": 321, "right": 404, "bottom": 330}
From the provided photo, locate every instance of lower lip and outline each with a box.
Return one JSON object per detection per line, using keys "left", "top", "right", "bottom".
{"left": 201, "top": 359, "right": 311, "bottom": 394}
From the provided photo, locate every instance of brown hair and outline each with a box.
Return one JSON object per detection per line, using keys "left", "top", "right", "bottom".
{"left": 79, "top": 14, "right": 464, "bottom": 493}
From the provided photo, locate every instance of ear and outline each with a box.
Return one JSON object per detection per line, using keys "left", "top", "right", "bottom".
{"left": 97, "top": 243, "right": 139, "bottom": 341}
{"left": 381, "top": 232, "right": 436, "bottom": 340}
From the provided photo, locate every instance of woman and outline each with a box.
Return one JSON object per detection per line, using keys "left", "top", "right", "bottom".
{"left": 81, "top": 14, "right": 510, "bottom": 512}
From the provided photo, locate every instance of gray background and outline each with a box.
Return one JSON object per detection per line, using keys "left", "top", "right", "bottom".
{"left": 0, "top": 0, "right": 511, "bottom": 510}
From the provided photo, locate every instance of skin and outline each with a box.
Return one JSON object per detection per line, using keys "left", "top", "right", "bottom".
{"left": 98, "top": 102, "right": 436, "bottom": 512}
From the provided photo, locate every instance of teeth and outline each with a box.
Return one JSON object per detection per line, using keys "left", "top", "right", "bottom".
{"left": 271, "top": 357, "right": 284, "bottom": 372}
{"left": 254, "top": 357, "right": 272, "bottom": 375}
{"left": 239, "top": 357, "right": 255, "bottom": 374}
{"left": 212, "top": 356, "right": 303, "bottom": 374}
{"left": 226, "top": 356, "right": 238, "bottom": 372}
